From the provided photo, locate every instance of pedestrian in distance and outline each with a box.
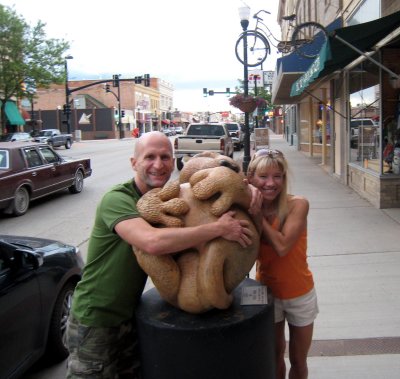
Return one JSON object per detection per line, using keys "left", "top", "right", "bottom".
{"left": 247, "top": 148, "right": 319, "bottom": 379}
{"left": 66, "top": 131, "right": 254, "bottom": 379}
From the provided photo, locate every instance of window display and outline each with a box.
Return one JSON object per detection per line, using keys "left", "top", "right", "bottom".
{"left": 349, "top": 59, "right": 381, "bottom": 172}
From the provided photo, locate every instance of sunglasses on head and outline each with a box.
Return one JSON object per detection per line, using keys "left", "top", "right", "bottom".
{"left": 254, "top": 148, "right": 284, "bottom": 158}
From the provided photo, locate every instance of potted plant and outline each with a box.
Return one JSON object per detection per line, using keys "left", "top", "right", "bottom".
{"left": 229, "top": 94, "right": 268, "bottom": 113}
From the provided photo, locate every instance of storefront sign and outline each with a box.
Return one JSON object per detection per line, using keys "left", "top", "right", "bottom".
{"left": 290, "top": 40, "right": 330, "bottom": 97}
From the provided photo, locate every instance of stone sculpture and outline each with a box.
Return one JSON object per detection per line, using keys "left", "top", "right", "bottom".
{"left": 133, "top": 152, "right": 260, "bottom": 313}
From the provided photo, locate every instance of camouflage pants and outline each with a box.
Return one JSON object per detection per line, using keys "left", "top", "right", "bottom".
{"left": 66, "top": 315, "right": 142, "bottom": 379}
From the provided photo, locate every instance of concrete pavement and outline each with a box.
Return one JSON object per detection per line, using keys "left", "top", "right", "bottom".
{"left": 251, "top": 133, "right": 400, "bottom": 378}
{"left": 75, "top": 135, "right": 400, "bottom": 378}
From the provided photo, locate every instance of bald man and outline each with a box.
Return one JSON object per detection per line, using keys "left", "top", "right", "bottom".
{"left": 66, "top": 132, "right": 253, "bottom": 379}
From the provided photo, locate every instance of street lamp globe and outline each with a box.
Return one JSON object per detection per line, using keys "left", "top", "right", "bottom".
{"left": 238, "top": 5, "right": 250, "bottom": 30}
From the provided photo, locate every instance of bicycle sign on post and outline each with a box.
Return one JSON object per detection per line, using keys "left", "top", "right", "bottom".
{"left": 235, "top": 10, "right": 328, "bottom": 67}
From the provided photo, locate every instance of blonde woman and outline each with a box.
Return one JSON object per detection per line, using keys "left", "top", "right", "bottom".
{"left": 247, "top": 149, "right": 318, "bottom": 379}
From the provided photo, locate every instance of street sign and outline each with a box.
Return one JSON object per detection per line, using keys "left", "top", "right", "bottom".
{"left": 248, "top": 70, "right": 263, "bottom": 89}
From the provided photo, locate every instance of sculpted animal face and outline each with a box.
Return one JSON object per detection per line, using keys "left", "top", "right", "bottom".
{"left": 133, "top": 154, "right": 260, "bottom": 314}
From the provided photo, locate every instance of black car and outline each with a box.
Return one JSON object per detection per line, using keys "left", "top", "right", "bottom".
{"left": 0, "top": 235, "right": 84, "bottom": 379}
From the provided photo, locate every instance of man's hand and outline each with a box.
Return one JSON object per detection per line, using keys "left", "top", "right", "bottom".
{"left": 216, "top": 211, "right": 253, "bottom": 248}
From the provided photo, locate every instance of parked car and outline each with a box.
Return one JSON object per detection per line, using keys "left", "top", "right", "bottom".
{"left": 0, "top": 234, "right": 84, "bottom": 379}
{"left": 0, "top": 141, "right": 92, "bottom": 216}
{"left": 174, "top": 126, "right": 184, "bottom": 134}
{"left": 162, "top": 128, "right": 173, "bottom": 137}
{"left": 0, "top": 132, "right": 32, "bottom": 142}
{"left": 225, "top": 122, "right": 244, "bottom": 150}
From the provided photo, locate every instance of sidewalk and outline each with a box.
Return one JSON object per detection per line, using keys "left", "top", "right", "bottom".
{"left": 259, "top": 133, "right": 400, "bottom": 378}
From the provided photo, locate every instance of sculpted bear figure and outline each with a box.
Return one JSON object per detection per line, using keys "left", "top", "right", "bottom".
{"left": 133, "top": 152, "right": 260, "bottom": 314}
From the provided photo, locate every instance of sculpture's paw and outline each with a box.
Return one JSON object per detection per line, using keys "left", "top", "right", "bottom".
{"left": 137, "top": 182, "right": 189, "bottom": 227}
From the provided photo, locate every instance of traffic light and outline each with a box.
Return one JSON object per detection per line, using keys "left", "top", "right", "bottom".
{"left": 144, "top": 74, "right": 150, "bottom": 87}
{"left": 226, "top": 88, "right": 231, "bottom": 97}
{"left": 134, "top": 76, "right": 142, "bottom": 84}
{"left": 112, "top": 74, "right": 119, "bottom": 87}
{"left": 121, "top": 110, "right": 125, "bottom": 118}
{"left": 209, "top": 90, "right": 214, "bottom": 96}
{"left": 105, "top": 84, "right": 110, "bottom": 93}
{"left": 63, "top": 104, "right": 71, "bottom": 115}
{"left": 203, "top": 88, "right": 208, "bottom": 97}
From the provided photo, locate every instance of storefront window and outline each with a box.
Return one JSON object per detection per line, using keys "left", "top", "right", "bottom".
{"left": 382, "top": 48, "right": 400, "bottom": 175}
{"left": 349, "top": 58, "right": 380, "bottom": 172}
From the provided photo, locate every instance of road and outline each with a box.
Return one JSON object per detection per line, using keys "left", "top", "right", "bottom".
{"left": 1, "top": 137, "right": 242, "bottom": 379}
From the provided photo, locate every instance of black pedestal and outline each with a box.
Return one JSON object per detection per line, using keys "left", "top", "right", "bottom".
{"left": 136, "top": 278, "right": 275, "bottom": 379}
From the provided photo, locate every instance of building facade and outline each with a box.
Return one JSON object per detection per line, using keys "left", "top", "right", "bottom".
{"left": 272, "top": 0, "right": 400, "bottom": 208}
{"left": 28, "top": 76, "right": 173, "bottom": 139}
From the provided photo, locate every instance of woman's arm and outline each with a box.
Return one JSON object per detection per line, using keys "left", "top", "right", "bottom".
{"left": 115, "top": 211, "right": 254, "bottom": 256}
{"left": 261, "top": 196, "right": 309, "bottom": 257}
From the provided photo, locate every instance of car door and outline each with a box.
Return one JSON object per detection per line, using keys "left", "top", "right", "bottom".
{"left": 39, "top": 146, "right": 74, "bottom": 191}
{"left": 0, "top": 247, "right": 42, "bottom": 379}
{"left": 22, "top": 147, "right": 56, "bottom": 199}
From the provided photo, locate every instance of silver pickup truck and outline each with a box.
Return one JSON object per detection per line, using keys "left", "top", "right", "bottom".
{"left": 34, "top": 129, "right": 73, "bottom": 149}
{"left": 173, "top": 122, "right": 234, "bottom": 170}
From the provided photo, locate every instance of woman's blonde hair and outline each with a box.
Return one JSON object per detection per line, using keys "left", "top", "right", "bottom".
{"left": 247, "top": 149, "right": 289, "bottom": 227}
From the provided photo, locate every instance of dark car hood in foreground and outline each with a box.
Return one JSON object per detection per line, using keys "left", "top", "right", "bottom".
{"left": 0, "top": 235, "right": 78, "bottom": 257}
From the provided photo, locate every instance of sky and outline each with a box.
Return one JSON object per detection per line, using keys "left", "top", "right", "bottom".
{"left": 1, "top": 0, "right": 280, "bottom": 113}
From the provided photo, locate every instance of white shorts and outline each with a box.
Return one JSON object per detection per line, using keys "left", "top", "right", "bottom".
{"left": 274, "top": 288, "right": 319, "bottom": 327}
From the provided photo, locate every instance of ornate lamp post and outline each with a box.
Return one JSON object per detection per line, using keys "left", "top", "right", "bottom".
{"left": 64, "top": 55, "right": 73, "bottom": 134}
{"left": 238, "top": 5, "right": 251, "bottom": 173}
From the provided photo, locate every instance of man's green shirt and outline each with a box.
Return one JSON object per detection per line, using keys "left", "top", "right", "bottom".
{"left": 72, "top": 180, "right": 147, "bottom": 327}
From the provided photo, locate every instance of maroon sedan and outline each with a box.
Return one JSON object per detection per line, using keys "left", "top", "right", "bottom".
{"left": 0, "top": 141, "right": 92, "bottom": 216}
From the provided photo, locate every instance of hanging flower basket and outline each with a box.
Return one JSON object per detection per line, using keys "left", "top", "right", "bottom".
{"left": 229, "top": 94, "right": 268, "bottom": 113}
{"left": 237, "top": 98, "right": 258, "bottom": 113}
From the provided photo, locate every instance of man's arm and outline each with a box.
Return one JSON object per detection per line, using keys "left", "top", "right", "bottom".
{"left": 115, "top": 211, "right": 253, "bottom": 256}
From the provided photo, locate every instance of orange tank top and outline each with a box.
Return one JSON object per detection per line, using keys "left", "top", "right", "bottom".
{"left": 256, "top": 218, "right": 314, "bottom": 299}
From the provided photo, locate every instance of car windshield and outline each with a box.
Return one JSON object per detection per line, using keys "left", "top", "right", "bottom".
{"left": 38, "top": 131, "right": 53, "bottom": 137}
{"left": 226, "top": 124, "right": 238, "bottom": 131}
{"left": 189, "top": 125, "right": 225, "bottom": 136}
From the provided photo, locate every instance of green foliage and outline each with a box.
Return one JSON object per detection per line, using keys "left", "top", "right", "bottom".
{"left": 0, "top": 4, "right": 70, "bottom": 132}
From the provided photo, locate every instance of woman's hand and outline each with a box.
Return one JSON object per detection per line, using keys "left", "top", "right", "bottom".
{"left": 244, "top": 179, "right": 263, "bottom": 215}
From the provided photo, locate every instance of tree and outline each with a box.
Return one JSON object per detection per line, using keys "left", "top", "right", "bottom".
{"left": 0, "top": 4, "right": 70, "bottom": 133}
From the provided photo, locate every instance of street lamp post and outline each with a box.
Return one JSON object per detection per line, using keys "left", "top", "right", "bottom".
{"left": 238, "top": 5, "right": 251, "bottom": 173}
{"left": 64, "top": 55, "right": 73, "bottom": 134}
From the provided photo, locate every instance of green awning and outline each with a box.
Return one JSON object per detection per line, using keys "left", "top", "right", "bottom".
{"left": 291, "top": 10, "right": 400, "bottom": 97}
{"left": 0, "top": 100, "right": 26, "bottom": 125}
{"left": 290, "top": 40, "right": 332, "bottom": 97}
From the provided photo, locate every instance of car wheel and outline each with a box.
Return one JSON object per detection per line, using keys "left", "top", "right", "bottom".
{"left": 9, "top": 186, "right": 30, "bottom": 216}
{"left": 176, "top": 157, "right": 184, "bottom": 171}
{"left": 65, "top": 139, "right": 72, "bottom": 149}
{"left": 69, "top": 170, "right": 84, "bottom": 194}
{"left": 46, "top": 281, "right": 76, "bottom": 361}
